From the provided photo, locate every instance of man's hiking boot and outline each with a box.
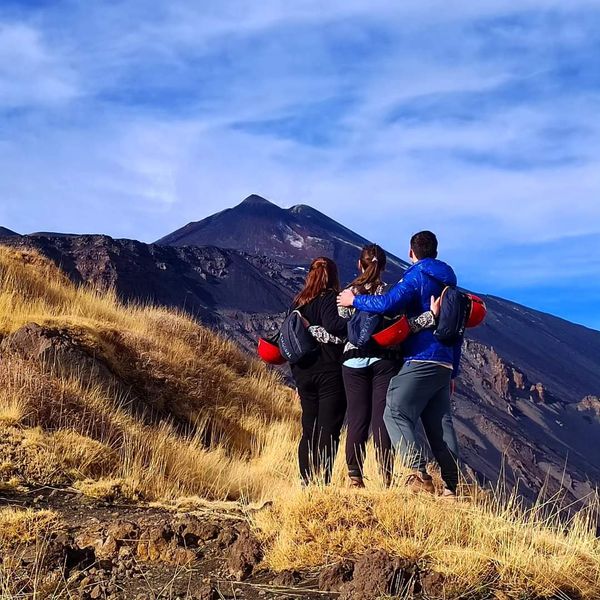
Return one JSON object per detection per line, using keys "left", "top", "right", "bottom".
{"left": 406, "top": 472, "right": 435, "bottom": 494}
{"left": 349, "top": 476, "right": 365, "bottom": 489}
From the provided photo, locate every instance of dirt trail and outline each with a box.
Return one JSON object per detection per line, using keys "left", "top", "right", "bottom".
{"left": 1, "top": 487, "right": 331, "bottom": 600}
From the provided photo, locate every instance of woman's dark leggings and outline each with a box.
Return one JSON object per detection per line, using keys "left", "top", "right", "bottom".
{"left": 296, "top": 369, "right": 347, "bottom": 485}
{"left": 343, "top": 359, "right": 400, "bottom": 480}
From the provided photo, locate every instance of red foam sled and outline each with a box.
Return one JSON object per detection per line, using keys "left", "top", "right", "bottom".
{"left": 372, "top": 315, "right": 411, "bottom": 347}
{"left": 257, "top": 337, "right": 286, "bottom": 365}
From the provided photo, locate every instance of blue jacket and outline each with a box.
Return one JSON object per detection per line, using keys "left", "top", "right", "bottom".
{"left": 353, "top": 258, "right": 462, "bottom": 377}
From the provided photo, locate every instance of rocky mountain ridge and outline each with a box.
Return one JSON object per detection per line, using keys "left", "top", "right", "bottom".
{"left": 0, "top": 226, "right": 19, "bottom": 236}
{"left": 156, "top": 195, "right": 600, "bottom": 404}
{"left": 2, "top": 197, "right": 600, "bottom": 502}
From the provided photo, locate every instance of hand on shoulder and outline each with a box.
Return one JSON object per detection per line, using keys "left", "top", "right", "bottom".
{"left": 430, "top": 295, "right": 441, "bottom": 318}
{"left": 337, "top": 288, "right": 356, "bottom": 308}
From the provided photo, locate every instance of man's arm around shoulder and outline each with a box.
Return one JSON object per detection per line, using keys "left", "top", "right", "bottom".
{"left": 339, "top": 270, "right": 419, "bottom": 314}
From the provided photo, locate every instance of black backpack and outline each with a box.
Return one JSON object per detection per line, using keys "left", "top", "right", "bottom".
{"left": 426, "top": 274, "right": 470, "bottom": 345}
{"left": 435, "top": 287, "right": 470, "bottom": 344}
{"left": 347, "top": 310, "right": 383, "bottom": 349}
{"left": 278, "top": 310, "right": 318, "bottom": 364}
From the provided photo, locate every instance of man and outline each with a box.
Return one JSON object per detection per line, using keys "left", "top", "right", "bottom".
{"left": 338, "top": 231, "right": 461, "bottom": 498}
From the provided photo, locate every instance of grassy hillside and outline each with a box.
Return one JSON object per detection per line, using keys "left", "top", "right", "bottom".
{"left": 1, "top": 245, "right": 599, "bottom": 599}
{"left": 0, "top": 246, "right": 298, "bottom": 501}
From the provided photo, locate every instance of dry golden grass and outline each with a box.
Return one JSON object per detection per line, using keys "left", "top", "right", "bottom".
{"left": 0, "top": 245, "right": 298, "bottom": 502}
{"left": 1, "top": 245, "right": 599, "bottom": 599}
{"left": 73, "top": 477, "right": 143, "bottom": 501}
{"left": 0, "top": 507, "right": 58, "bottom": 546}
{"left": 256, "top": 482, "right": 600, "bottom": 599}
{"left": 0, "top": 508, "right": 62, "bottom": 600}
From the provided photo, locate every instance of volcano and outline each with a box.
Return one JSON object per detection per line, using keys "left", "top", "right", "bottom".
{"left": 156, "top": 194, "right": 409, "bottom": 284}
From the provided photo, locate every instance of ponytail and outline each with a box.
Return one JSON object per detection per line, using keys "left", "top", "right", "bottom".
{"left": 349, "top": 244, "right": 387, "bottom": 295}
{"left": 294, "top": 257, "right": 340, "bottom": 307}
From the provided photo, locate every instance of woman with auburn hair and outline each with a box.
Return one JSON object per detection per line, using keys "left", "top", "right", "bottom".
{"left": 291, "top": 256, "right": 348, "bottom": 485}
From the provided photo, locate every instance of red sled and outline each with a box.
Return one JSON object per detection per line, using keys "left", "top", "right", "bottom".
{"left": 257, "top": 336, "right": 286, "bottom": 365}
{"left": 372, "top": 316, "right": 411, "bottom": 348}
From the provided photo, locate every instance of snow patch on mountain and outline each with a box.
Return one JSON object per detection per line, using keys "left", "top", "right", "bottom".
{"left": 284, "top": 226, "right": 305, "bottom": 249}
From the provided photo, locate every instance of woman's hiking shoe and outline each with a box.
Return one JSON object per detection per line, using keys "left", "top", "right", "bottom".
{"left": 406, "top": 472, "right": 435, "bottom": 494}
{"left": 441, "top": 488, "right": 457, "bottom": 501}
{"left": 349, "top": 476, "right": 366, "bottom": 489}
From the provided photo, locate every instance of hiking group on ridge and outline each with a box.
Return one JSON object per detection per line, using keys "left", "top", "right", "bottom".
{"left": 258, "top": 230, "right": 486, "bottom": 499}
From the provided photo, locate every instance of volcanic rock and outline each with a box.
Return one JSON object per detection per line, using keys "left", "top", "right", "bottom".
{"left": 339, "top": 550, "right": 414, "bottom": 600}
{"left": 318, "top": 560, "right": 354, "bottom": 591}
{"left": 226, "top": 523, "right": 263, "bottom": 581}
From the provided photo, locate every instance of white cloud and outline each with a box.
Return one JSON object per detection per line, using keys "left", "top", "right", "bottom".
{"left": 0, "top": 23, "right": 79, "bottom": 109}
{"left": 0, "top": 1, "right": 599, "bottom": 270}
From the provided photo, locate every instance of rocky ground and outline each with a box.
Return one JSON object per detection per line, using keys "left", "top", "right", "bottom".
{"left": 1, "top": 487, "right": 322, "bottom": 600}
{"left": 6, "top": 488, "right": 596, "bottom": 600}
{"left": 7, "top": 486, "right": 594, "bottom": 600}
{"left": 1, "top": 488, "right": 452, "bottom": 600}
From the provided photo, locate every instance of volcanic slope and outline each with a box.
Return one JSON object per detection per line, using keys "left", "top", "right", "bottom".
{"left": 1, "top": 246, "right": 600, "bottom": 600}
{"left": 156, "top": 194, "right": 409, "bottom": 283}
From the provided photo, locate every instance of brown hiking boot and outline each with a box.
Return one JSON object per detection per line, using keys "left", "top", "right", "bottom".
{"left": 349, "top": 476, "right": 365, "bottom": 489}
{"left": 406, "top": 472, "right": 435, "bottom": 494}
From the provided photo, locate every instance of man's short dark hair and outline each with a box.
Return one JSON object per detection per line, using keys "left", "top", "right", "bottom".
{"left": 410, "top": 231, "right": 438, "bottom": 260}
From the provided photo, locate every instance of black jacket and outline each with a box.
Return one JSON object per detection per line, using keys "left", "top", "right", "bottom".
{"left": 291, "top": 290, "right": 347, "bottom": 376}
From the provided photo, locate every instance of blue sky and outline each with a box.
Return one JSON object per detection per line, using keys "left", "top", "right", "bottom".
{"left": 0, "top": 1, "right": 599, "bottom": 330}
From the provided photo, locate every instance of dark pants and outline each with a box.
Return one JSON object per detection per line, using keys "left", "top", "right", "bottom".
{"left": 384, "top": 361, "right": 459, "bottom": 492}
{"left": 295, "top": 369, "right": 346, "bottom": 485}
{"left": 343, "top": 359, "right": 399, "bottom": 480}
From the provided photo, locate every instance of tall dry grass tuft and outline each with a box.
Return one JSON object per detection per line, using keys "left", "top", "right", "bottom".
{"left": 1, "top": 245, "right": 600, "bottom": 598}
{"left": 0, "top": 245, "right": 298, "bottom": 502}
{"left": 0, "top": 507, "right": 58, "bottom": 546}
{"left": 255, "top": 483, "right": 600, "bottom": 599}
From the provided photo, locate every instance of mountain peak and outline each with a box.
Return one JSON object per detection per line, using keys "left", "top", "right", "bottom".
{"left": 239, "top": 194, "right": 275, "bottom": 207}
{"left": 289, "top": 204, "right": 311, "bottom": 213}
{"left": 0, "top": 226, "right": 19, "bottom": 237}
{"left": 289, "top": 204, "right": 323, "bottom": 217}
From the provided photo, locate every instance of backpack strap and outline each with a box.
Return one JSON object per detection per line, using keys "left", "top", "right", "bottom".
{"left": 290, "top": 305, "right": 311, "bottom": 326}
{"left": 287, "top": 305, "right": 343, "bottom": 345}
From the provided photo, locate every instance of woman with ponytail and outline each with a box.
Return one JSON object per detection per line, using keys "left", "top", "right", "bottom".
{"left": 338, "top": 244, "right": 402, "bottom": 487}
{"left": 291, "top": 257, "right": 348, "bottom": 485}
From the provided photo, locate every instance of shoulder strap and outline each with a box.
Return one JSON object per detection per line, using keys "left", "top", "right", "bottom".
{"left": 288, "top": 303, "right": 313, "bottom": 327}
